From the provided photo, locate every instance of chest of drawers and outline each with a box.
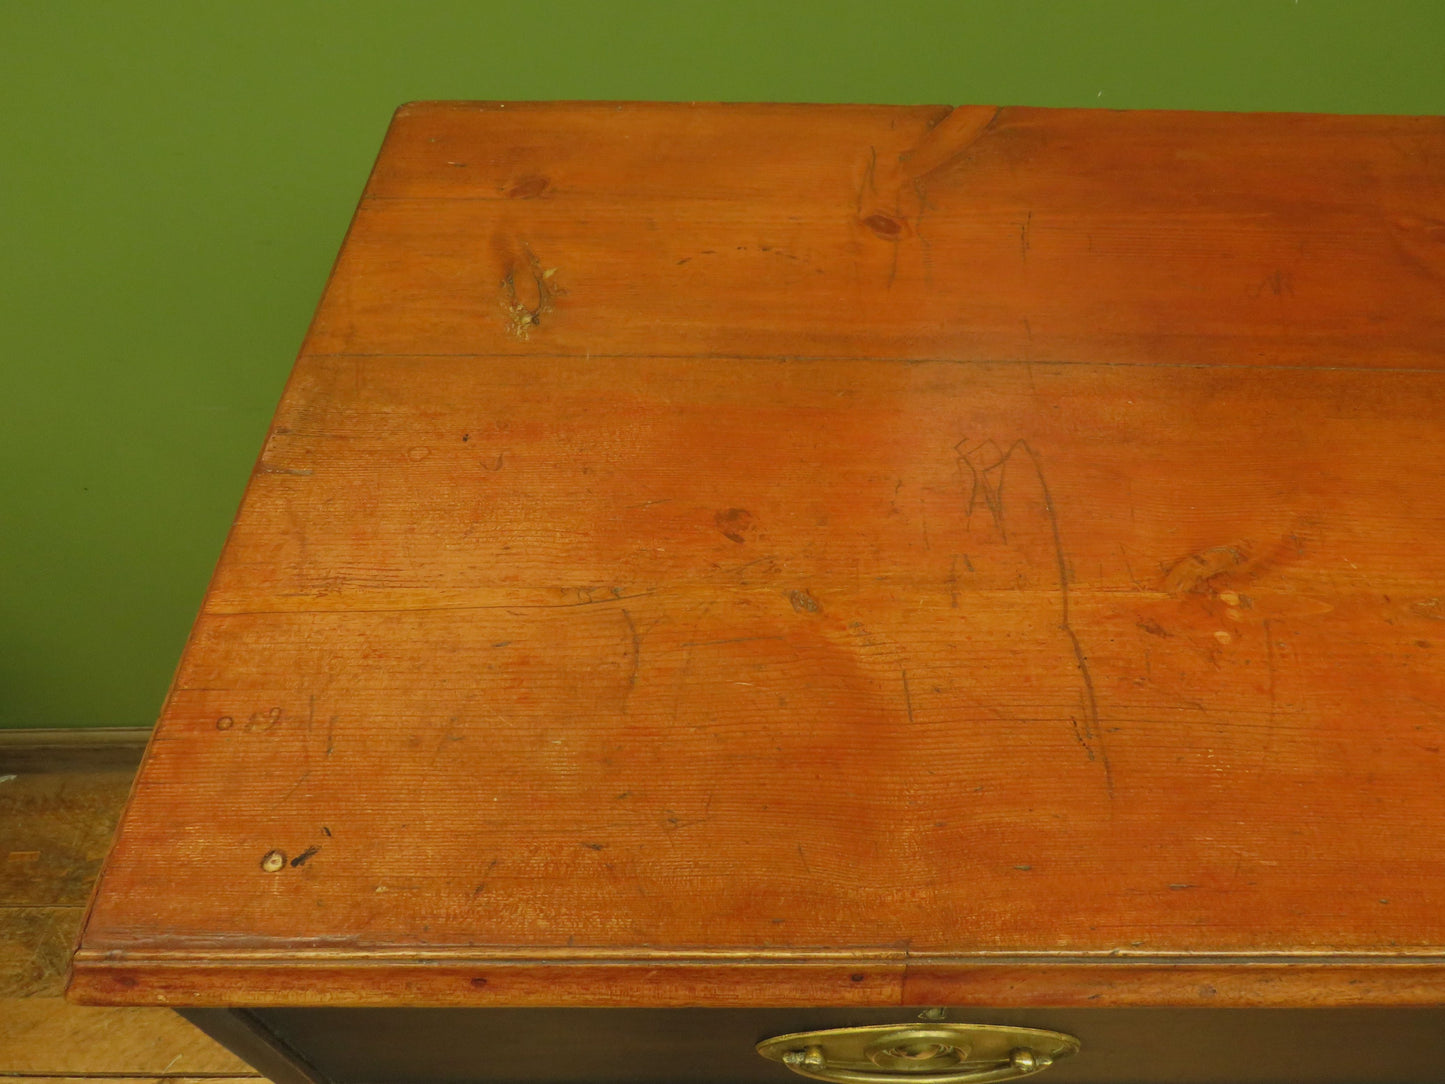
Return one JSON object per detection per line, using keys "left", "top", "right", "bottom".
{"left": 70, "top": 102, "right": 1445, "bottom": 1083}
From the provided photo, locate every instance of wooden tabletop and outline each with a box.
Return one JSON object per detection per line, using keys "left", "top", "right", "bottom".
{"left": 71, "top": 102, "right": 1445, "bottom": 1009}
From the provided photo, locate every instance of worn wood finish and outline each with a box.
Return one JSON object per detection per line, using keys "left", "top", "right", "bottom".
{"left": 2, "top": 764, "right": 137, "bottom": 998}
{"left": 0, "top": 999, "right": 257, "bottom": 1076}
{"left": 0, "top": 907, "right": 82, "bottom": 999}
{"left": 2, "top": 768, "right": 137, "bottom": 909}
{"left": 71, "top": 103, "right": 1445, "bottom": 1010}
{"left": 0, "top": 747, "right": 255, "bottom": 1081}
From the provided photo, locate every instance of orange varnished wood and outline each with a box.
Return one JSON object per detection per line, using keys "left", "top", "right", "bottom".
{"left": 321, "top": 101, "right": 1445, "bottom": 368}
{"left": 67, "top": 958, "right": 1445, "bottom": 1010}
{"left": 71, "top": 103, "right": 1445, "bottom": 1008}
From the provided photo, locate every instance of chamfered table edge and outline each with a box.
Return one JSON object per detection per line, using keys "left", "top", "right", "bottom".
{"left": 67, "top": 951, "right": 1445, "bottom": 1008}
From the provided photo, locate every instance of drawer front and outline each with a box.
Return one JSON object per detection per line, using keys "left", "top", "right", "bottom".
{"left": 222, "top": 1006, "right": 1445, "bottom": 1084}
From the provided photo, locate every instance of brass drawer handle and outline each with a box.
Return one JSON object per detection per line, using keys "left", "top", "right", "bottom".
{"left": 757, "top": 1024, "right": 1079, "bottom": 1084}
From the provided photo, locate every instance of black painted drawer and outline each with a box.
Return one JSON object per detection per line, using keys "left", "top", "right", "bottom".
{"left": 192, "top": 1006, "right": 1445, "bottom": 1084}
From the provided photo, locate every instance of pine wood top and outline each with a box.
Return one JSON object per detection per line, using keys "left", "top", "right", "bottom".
{"left": 71, "top": 102, "right": 1445, "bottom": 1008}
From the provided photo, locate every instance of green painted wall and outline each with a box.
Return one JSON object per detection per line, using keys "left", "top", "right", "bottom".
{"left": 4, "top": 1, "right": 1444, "bottom": 728}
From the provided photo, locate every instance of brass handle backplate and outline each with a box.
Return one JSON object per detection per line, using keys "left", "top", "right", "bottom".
{"left": 757, "top": 1024, "right": 1079, "bottom": 1084}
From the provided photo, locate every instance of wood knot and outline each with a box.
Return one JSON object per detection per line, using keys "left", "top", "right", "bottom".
{"left": 787, "top": 589, "right": 822, "bottom": 615}
{"left": 861, "top": 213, "right": 904, "bottom": 239}
{"left": 507, "top": 175, "right": 549, "bottom": 199}
{"left": 1162, "top": 545, "right": 1248, "bottom": 596}
{"left": 714, "top": 508, "right": 756, "bottom": 544}
{"left": 501, "top": 244, "right": 560, "bottom": 338}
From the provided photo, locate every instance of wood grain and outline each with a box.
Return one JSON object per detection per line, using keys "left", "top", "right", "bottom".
{"left": 0, "top": 907, "right": 81, "bottom": 998}
{"left": 312, "top": 102, "right": 1445, "bottom": 368}
{"left": 2, "top": 770, "right": 135, "bottom": 907}
{"left": 72, "top": 102, "right": 1445, "bottom": 1009}
{"left": 1, "top": 767, "right": 138, "bottom": 998}
{"left": 64, "top": 957, "right": 1445, "bottom": 1010}
{"left": 0, "top": 750, "right": 255, "bottom": 1079}
{"left": 0, "top": 998, "right": 256, "bottom": 1075}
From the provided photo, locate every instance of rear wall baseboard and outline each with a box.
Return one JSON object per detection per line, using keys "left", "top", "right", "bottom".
{"left": 0, "top": 726, "right": 151, "bottom": 772}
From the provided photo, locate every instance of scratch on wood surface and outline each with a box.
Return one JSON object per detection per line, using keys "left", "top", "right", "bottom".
{"left": 280, "top": 770, "right": 311, "bottom": 804}
{"left": 621, "top": 608, "right": 641, "bottom": 706}
{"left": 681, "top": 635, "right": 785, "bottom": 648}
{"left": 1119, "top": 544, "right": 1145, "bottom": 590}
{"left": 955, "top": 437, "right": 1113, "bottom": 796}
{"left": 1411, "top": 598, "right": 1445, "bottom": 621}
{"left": 1260, "top": 617, "right": 1282, "bottom": 760}
{"left": 211, "top": 591, "right": 660, "bottom": 618}
{"left": 471, "top": 857, "right": 500, "bottom": 898}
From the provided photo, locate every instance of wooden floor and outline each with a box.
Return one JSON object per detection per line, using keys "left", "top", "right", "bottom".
{"left": 0, "top": 733, "right": 263, "bottom": 1083}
